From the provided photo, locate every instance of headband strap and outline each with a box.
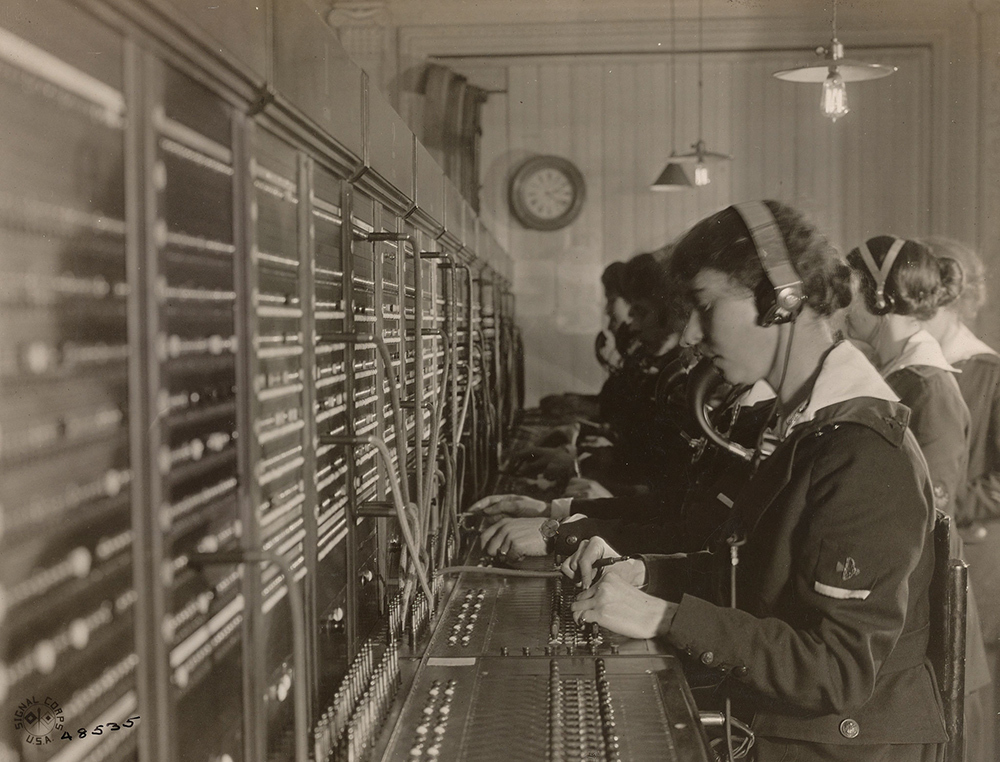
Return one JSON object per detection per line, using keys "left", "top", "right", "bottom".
{"left": 858, "top": 237, "right": 906, "bottom": 306}
{"left": 731, "top": 202, "right": 802, "bottom": 300}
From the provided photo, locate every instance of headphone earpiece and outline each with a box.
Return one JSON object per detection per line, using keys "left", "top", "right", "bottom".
{"left": 858, "top": 238, "right": 905, "bottom": 317}
{"left": 732, "top": 202, "right": 805, "bottom": 327}
{"left": 872, "top": 290, "right": 895, "bottom": 316}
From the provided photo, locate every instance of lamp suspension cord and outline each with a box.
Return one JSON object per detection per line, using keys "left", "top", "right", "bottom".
{"left": 697, "top": 0, "right": 704, "bottom": 142}
{"left": 670, "top": 0, "right": 677, "bottom": 150}
{"left": 832, "top": 0, "right": 838, "bottom": 40}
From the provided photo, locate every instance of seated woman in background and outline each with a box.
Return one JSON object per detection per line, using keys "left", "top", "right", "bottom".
{"left": 538, "top": 260, "right": 637, "bottom": 421}
{"left": 514, "top": 252, "right": 687, "bottom": 497}
{"left": 474, "top": 249, "right": 722, "bottom": 558}
{"left": 843, "top": 236, "right": 970, "bottom": 516}
{"left": 593, "top": 249, "right": 691, "bottom": 493}
{"left": 921, "top": 237, "right": 1000, "bottom": 759}
{"left": 568, "top": 201, "right": 947, "bottom": 761}
{"left": 594, "top": 259, "right": 637, "bottom": 373}
{"left": 842, "top": 236, "right": 991, "bottom": 744}
{"left": 520, "top": 250, "right": 692, "bottom": 492}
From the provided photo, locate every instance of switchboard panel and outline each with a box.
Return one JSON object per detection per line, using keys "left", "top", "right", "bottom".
{"left": 311, "top": 164, "right": 351, "bottom": 703}
{"left": 0, "top": 7, "right": 139, "bottom": 762}
{"left": 0, "top": 3, "right": 526, "bottom": 762}
{"left": 153, "top": 62, "right": 245, "bottom": 762}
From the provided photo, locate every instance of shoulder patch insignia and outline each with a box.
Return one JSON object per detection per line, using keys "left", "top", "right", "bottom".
{"left": 836, "top": 557, "right": 860, "bottom": 581}
{"left": 814, "top": 581, "right": 871, "bottom": 600}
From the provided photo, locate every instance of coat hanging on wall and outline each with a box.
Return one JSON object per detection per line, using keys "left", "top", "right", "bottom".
{"left": 422, "top": 63, "right": 488, "bottom": 212}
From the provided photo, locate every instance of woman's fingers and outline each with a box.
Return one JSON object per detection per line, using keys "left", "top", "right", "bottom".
{"left": 561, "top": 538, "right": 590, "bottom": 580}
{"left": 577, "top": 537, "right": 612, "bottom": 589}
{"left": 480, "top": 519, "right": 511, "bottom": 554}
{"left": 468, "top": 494, "right": 517, "bottom": 514}
{"left": 570, "top": 576, "right": 671, "bottom": 640}
{"left": 570, "top": 584, "right": 599, "bottom": 623}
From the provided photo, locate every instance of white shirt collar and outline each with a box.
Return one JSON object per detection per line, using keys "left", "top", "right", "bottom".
{"left": 879, "top": 329, "right": 958, "bottom": 378}
{"left": 940, "top": 322, "right": 998, "bottom": 365}
{"left": 739, "top": 379, "right": 777, "bottom": 407}
{"left": 782, "top": 341, "right": 899, "bottom": 438}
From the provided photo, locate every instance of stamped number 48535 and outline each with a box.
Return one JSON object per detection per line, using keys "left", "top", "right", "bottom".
{"left": 61, "top": 716, "right": 140, "bottom": 741}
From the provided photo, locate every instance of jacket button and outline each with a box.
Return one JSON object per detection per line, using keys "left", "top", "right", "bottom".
{"left": 839, "top": 719, "right": 860, "bottom": 739}
{"left": 733, "top": 666, "right": 748, "bottom": 677}
{"left": 565, "top": 535, "right": 579, "bottom": 547}
{"left": 700, "top": 651, "right": 714, "bottom": 666}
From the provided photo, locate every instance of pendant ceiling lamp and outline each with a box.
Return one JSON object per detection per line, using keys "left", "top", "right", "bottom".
{"left": 773, "top": 0, "right": 896, "bottom": 122}
{"left": 666, "top": 0, "right": 730, "bottom": 186}
{"left": 651, "top": 0, "right": 692, "bottom": 191}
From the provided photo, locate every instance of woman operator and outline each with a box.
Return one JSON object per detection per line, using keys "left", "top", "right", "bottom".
{"left": 567, "top": 201, "right": 947, "bottom": 761}
{"left": 471, "top": 251, "right": 695, "bottom": 559}
{"left": 842, "top": 237, "right": 991, "bottom": 753}
{"left": 920, "top": 237, "right": 1000, "bottom": 758}
{"left": 842, "top": 237, "right": 970, "bottom": 518}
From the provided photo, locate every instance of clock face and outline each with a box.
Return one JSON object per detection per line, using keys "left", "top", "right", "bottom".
{"left": 521, "top": 167, "right": 575, "bottom": 220}
{"left": 509, "top": 155, "right": 586, "bottom": 231}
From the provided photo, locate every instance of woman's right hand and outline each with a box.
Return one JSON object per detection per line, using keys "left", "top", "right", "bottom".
{"left": 562, "top": 537, "right": 604, "bottom": 589}
{"left": 561, "top": 537, "right": 641, "bottom": 590}
{"left": 467, "top": 494, "right": 551, "bottom": 519}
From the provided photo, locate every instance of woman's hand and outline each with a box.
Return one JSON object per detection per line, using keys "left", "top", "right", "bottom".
{"left": 571, "top": 575, "right": 677, "bottom": 640}
{"left": 562, "top": 477, "right": 613, "bottom": 500}
{"left": 561, "top": 537, "right": 645, "bottom": 589}
{"left": 480, "top": 517, "right": 549, "bottom": 559}
{"left": 468, "top": 494, "right": 551, "bottom": 519}
{"left": 562, "top": 537, "right": 615, "bottom": 588}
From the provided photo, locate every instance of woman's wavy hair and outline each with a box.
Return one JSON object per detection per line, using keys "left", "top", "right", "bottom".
{"left": 619, "top": 250, "right": 689, "bottom": 335}
{"left": 668, "top": 200, "right": 852, "bottom": 318}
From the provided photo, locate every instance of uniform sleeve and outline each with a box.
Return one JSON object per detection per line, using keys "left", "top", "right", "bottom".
{"left": 641, "top": 551, "right": 716, "bottom": 602}
{"left": 889, "top": 369, "right": 970, "bottom": 516}
{"left": 957, "top": 362, "right": 1000, "bottom": 523}
{"left": 664, "top": 428, "right": 929, "bottom": 715}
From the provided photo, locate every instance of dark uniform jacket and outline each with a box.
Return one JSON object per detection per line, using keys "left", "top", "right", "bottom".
{"left": 641, "top": 342, "right": 948, "bottom": 748}
{"left": 880, "top": 331, "right": 990, "bottom": 694}
{"left": 946, "top": 327, "right": 1000, "bottom": 642}
{"left": 882, "top": 330, "right": 970, "bottom": 517}
{"left": 590, "top": 345, "right": 691, "bottom": 493}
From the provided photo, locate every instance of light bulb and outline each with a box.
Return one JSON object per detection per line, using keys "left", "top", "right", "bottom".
{"left": 821, "top": 68, "right": 849, "bottom": 121}
{"left": 694, "top": 162, "right": 710, "bottom": 186}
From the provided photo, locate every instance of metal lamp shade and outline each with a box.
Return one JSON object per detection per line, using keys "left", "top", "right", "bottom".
{"left": 773, "top": 59, "right": 897, "bottom": 83}
{"left": 651, "top": 163, "right": 693, "bottom": 191}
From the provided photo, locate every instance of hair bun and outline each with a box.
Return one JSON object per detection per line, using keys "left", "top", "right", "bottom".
{"left": 921, "top": 237, "right": 988, "bottom": 321}
{"left": 935, "top": 256, "right": 964, "bottom": 308}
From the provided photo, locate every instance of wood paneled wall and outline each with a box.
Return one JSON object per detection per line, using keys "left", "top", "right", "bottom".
{"left": 461, "top": 47, "right": 932, "bottom": 403}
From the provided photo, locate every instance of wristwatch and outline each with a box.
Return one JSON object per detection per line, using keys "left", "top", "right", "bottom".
{"left": 539, "top": 519, "right": 561, "bottom": 553}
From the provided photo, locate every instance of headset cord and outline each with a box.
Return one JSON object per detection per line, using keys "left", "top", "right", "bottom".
{"left": 725, "top": 534, "right": 747, "bottom": 762}
{"left": 752, "top": 320, "right": 796, "bottom": 473}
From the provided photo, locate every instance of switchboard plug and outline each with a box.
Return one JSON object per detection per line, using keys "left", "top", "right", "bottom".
{"left": 321, "top": 607, "right": 345, "bottom": 636}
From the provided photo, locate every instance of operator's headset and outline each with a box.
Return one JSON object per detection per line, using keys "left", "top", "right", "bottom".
{"left": 855, "top": 236, "right": 907, "bottom": 315}
{"left": 730, "top": 201, "right": 805, "bottom": 327}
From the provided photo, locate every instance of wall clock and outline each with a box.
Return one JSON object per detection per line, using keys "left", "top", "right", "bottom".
{"left": 508, "top": 155, "right": 586, "bottom": 231}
